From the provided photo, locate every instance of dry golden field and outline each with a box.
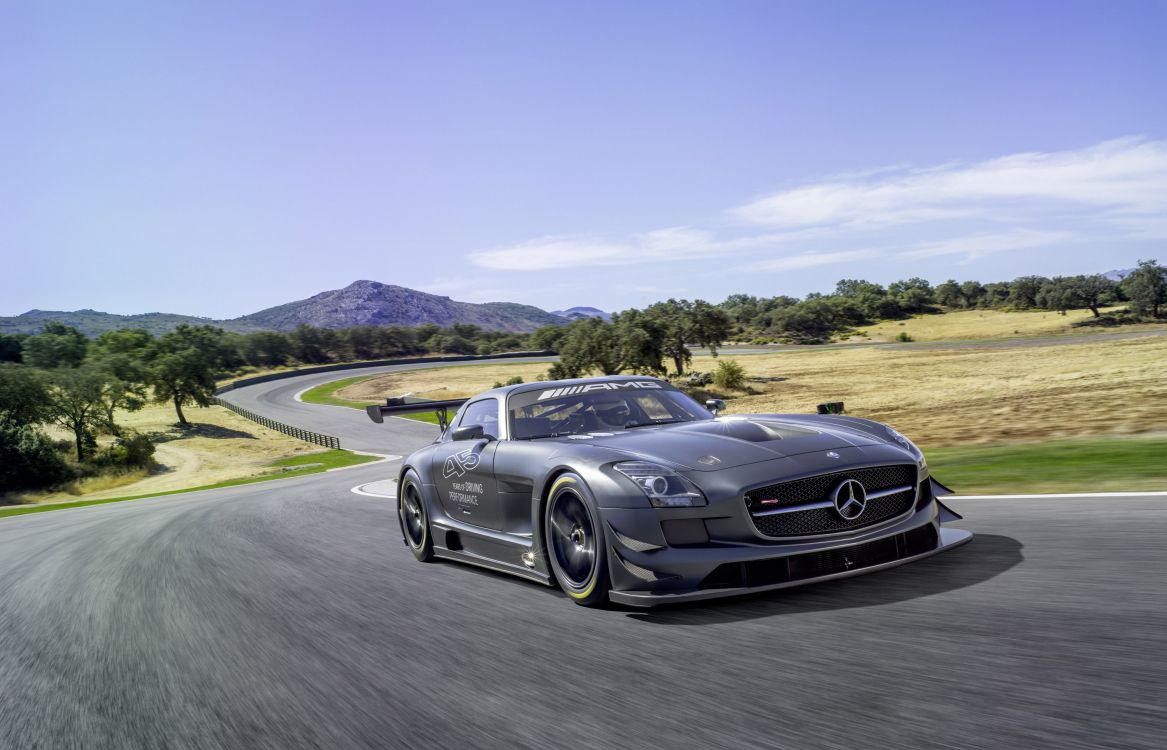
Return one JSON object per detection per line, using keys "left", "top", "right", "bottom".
{"left": 839, "top": 306, "right": 1140, "bottom": 343}
{"left": 24, "top": 402, "right": 324, "bottom": 504}
{"left": 338, "top": 333, "right": 1167, "bottom": 449}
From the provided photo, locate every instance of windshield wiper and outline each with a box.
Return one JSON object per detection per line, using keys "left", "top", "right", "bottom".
{"left": 625, "top": 419, "right": 687, "bottom": 429}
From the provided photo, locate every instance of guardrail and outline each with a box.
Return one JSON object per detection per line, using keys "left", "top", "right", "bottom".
{"left": 211, "top": 396, "right": 341, "bottom": 449}
{"left": 215, "top": 350, "right": 555, "bottom": 394}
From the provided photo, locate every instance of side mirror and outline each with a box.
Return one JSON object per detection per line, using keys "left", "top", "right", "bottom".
{"left": 452, "top": 424, "right": 489, "bottom": 441}
{"left": 706, "top": 399, "right": 726, "bottom": 416}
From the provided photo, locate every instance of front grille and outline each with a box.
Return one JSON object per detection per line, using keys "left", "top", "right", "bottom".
{"left": 700, "top": 523, "right": 939, "bottom": 590}
{"left": 744, "top": 464, "right": 916, "bottom": 537}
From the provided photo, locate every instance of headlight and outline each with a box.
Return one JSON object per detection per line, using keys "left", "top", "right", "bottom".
{"left": 885, "top": 426, "right": 923, "bottom": 460}
{"left": 613, "top": 461, "right": 708, "bottom": 508}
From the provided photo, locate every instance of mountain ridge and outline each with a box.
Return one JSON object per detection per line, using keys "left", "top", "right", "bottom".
{"left": 0, "top": 281, "right": 592, "bottom": 337}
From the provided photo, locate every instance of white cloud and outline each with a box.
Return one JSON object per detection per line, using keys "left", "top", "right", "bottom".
{"left": 468, "top": 137, "right": 1166, "bottom": 273}
{"left": 732, "top": 137, "right": 1167, "bottom": 229}
{"left": 469, "top": 227, "right": 724, "bottom": 271}
{"left": 742, "top": 249, "right": 884, "bottom": 272}
{"left": 898, "top": 229, "right": 1074, "bottom": 261}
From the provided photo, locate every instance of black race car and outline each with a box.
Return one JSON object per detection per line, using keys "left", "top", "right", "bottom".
{"left": 366, "top": 375, "right": 970, "bottom": 607}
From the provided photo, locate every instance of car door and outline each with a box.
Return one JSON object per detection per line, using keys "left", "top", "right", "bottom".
{"left": 430, "top": 398, "right": 502, "bottom": 530}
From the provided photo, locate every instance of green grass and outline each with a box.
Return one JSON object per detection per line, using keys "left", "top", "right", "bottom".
{"left": 926, "top": 437, "right": 1167, "bottom": 495}
{"left": 298, "top": 375, "right": 439, "bottom": 423}
{"left": 299, "top": 375, "right": 377, "bottom": 408}
{"left": 0, "top": 450, "right": 379, "bottom": 519}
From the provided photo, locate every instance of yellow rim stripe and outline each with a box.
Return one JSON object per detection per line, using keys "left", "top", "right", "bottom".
{"left": 550, "top": 475, "right": 596, "bottom": 599}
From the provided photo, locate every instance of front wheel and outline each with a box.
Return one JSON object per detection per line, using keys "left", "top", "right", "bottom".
{"left": 545, "top": 473, "right": 610, "bottom": 607}
{"left": 399, "top": 470, "right": 434, "bottom": 562}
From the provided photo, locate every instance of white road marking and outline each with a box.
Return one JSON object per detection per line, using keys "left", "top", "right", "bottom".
{"left": 952, "top": 491, "right": 1167, "bottom": 500}
{"left": 351, "top": 480, "right": 398, "bottom": 498}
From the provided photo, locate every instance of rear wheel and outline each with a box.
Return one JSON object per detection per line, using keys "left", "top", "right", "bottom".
{"left": 545, "top": 473, "right": 610, "bottom": 606}
{"left": 399, "top": 471, "right": 433, "bottom": 562}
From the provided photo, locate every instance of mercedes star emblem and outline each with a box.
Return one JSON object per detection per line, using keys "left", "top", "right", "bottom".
{"left": 832, "top": 478, "right": 868, "bottom": 520}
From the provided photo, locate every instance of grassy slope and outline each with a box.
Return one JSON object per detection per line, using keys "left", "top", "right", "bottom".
{"left": 927, "top": 438, "right": 1167, "bottom": 495}
{"left": 300, "top": 376, "right": 440, "bottom": 423}
{"left": 341, "top": 334, "right": 1167, "bottom": 495}
{"left": 0, "top": 450, "right": 378, "bottom": 519}
{"left": 840, "top": 306, "right": 1135, "bottom": 343}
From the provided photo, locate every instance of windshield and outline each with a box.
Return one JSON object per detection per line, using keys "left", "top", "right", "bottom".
{"left": 508, "top": 382, "right": 713, "bottom": 439}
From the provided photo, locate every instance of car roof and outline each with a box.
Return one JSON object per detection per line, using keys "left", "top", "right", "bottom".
{"left": 469, "top": 374, "right": 672, "bottom": 402}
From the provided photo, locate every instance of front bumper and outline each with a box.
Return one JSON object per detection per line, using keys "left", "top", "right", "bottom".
{"left": 601, "top": 497, "right": 971, "bottom": 607}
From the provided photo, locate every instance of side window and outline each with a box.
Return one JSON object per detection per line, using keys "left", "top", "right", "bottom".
{"left": 458, "top": 399, "right": 500, "bottom": 439}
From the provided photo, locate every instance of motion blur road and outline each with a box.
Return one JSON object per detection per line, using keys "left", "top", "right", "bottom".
{"left": 1, "top": 359, "right": 1164, "bottom": 749}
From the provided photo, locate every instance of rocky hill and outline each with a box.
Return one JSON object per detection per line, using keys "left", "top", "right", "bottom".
{"left": 551, "top": 306, "right": 611, "bottom": 322}
{"left": 0, "top": 309, "right": 266, "bottom": 337}
{"left": 0, "top": 281, "right": 569, "bottom": 336}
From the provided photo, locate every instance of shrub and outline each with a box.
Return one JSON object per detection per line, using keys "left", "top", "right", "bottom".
{"left": 93, "top": 432, "right": 156, "bottom": 470}
{"left": 0, "top": 415, "right": 71, "bottom": 494}
{"left": 687, "top": 371, "right": 713, "bottom": 387}
{"left": 492, "top": 376, "right": 525, "bottom": 388}
{"left": 896, "top": 332, "right": 914, "bottom": 342}
{"left": 712, "top": 359, "right": 747, "bottom": 391}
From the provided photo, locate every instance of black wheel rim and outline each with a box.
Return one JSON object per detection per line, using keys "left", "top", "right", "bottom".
{"left": 550, "top": 490, "right": 596, "bottom": 587}
{"left": 401, "top": 483, "right": 425, "bottom": 547}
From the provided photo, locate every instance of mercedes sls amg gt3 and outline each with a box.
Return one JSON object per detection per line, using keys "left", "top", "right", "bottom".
{"left": 366, "top": 375, "right": 970, "bottom": 607}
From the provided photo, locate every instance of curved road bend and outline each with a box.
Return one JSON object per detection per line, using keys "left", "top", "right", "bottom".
{"left": 0, "top": 356, "right": 1164, "bottom": 749}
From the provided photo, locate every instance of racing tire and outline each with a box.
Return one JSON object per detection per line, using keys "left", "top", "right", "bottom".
{"left": 545, "top": 473, "right": 610, "bottom": 607}
{"left": 398, "top": 470, "right": 434, "bottom": 562}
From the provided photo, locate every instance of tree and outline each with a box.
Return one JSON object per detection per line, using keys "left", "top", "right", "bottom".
{"left": 645, "top": 299, "right": 694, "bottom": 376}
{"left": 1036, "top": 277, "right": 1075, "bottom": 313}
{"left": 289, "top": 325, "right": 339, "bottom": 364}
{"left": 0, "top": 334, "right": 27, "bottom": 363}
{"left": 1008, "top": 276, "right": 1049, "bottom": 309}
{"left": 612, "top": 309, "right": 666, "bottom": 375}
{"left": 0, "top": 364, "right": 51, "bottom": 425}
{"left": 688, "top": 300, "right": 732, "bottom": 357}
{"left": 718, "top": 294, "right": 760, "bottom": 325}
{"left": 1071, "top": 274, "right": 1117, "bottom": 317}
{"left": 22, "top": 322, "right": 88, "bottom": 369}
{"left": 834, "top": 279, "right": 885, "bottom": 298}
{"left": 45, "top": 367, "right": 110, "bottom": 460}
{"left": 981, "top": 282, "right": 1012, "bottom": 308}
{"left": 934, "top": 280, "right": 963, "bottom": 308}
{"left": 147, "top": 325, "right": 226, "bottom": 425}
{"left": 529, "top": 325, "right": 568, "bottom": 352}
{"left": 888, "top": 278, "right": 935, "bottom": 313}
{"left": 1038, "top": 275, "right": 1118, "bottom": 317}
{"left": 1122, "top": 260, "right": 1167, "bottom": 317}
{"left": 0, "top": 414, "right": 70, "bottom": 493}
{"left": 241, "top": 331, "right": 293, "bottom": 367}
{"left": 959, "top": 281, "right": 986, "bottom": 308}
{"left": 549, "top": 318, "right": 629, "bottom": 378}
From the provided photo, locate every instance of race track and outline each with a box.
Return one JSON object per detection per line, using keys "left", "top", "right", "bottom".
{"left": 1, "top": 358, "right": 1164, "bottom": 749}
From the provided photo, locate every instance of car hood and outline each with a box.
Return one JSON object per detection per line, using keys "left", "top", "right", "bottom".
{"left": 550, "top": 415, "right": 886, "bottom": 471}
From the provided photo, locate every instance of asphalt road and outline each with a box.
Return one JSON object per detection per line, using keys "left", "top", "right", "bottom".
{"left": 1, "top": 358, "right": 1165, "bottom": 749}
{"left": 218, "top": 357, "right": 555, "bottom": 454}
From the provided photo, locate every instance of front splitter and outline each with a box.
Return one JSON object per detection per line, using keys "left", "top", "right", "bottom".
{"left": 608, "top": 526, "right": 973, "bottom": 607}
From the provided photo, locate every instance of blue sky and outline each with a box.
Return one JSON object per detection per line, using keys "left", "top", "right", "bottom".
{"left": 1, "top": 0, "right": 1164, "bottom": 318}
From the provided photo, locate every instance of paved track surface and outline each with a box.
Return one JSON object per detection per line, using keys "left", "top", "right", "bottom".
{"left": 219, "top": 357, "right": 554, "bottom": 454}
{"left": 2, "top": 357, "right": 1165, "bottom": 749}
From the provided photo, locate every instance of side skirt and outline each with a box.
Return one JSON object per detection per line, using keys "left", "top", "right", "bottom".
{"left": 430, "top": 516, "right": 554, "bottom": 586}
{"left": 432, "top": 548, "right": 553, "bottom": 585}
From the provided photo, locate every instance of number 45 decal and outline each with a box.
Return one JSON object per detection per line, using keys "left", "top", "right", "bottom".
{"left": 443, "top": 448, "right": 481, "bottom": 479}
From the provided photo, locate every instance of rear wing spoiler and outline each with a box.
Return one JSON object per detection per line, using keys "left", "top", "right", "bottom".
{"left": 365, "top": 396, "right": 469, "bottom": 430}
